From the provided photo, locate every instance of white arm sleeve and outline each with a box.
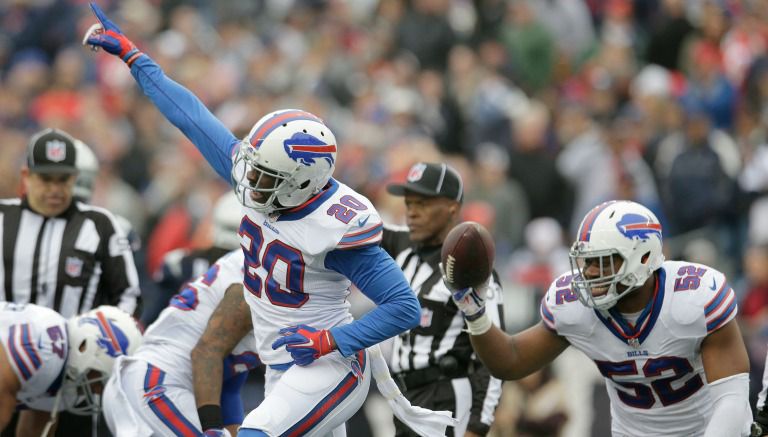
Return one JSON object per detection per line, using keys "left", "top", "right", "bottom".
{"left": 703, "top": 373, "right": 752, "bottom": 437}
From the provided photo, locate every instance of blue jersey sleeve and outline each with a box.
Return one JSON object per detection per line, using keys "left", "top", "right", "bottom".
{"left": 325, "top": 245, "right": 420, "bottom": 356}
{"left": 130, "top": 55, "right": 238, "bottom": 181}
{"left": 220, "top": 371, "right": 247, "bottom": 426}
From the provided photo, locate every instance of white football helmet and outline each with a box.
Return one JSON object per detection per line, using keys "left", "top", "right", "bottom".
{"left": 212, "top": 191, "right": 242, "bottom": 250}
{"left": 569, "top": 200, "right": 665, "bottom": 311}
{"left": 231, "top": 109, "right": 337, "bottom": 214}
{"left": 64, "top": 306, "right": 143, "bottom": 415}
{"left": 73, "top": 139, "right": 99, "bottom": 201}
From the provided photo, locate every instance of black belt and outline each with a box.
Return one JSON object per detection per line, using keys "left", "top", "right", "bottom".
{"left": 394, "top": 366, "right": 449, "bottom": 392}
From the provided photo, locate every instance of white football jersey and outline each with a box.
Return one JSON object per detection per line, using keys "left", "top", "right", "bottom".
{"left": 0, "top": 302, "right": 68, "bottom": 409}
{"left": 136, "top": 250, "right": 259, "bottom": 378}
{"left": 540, "top": 260, "right": 737, "bottom": 436}
{"left": 238, "top": 179, "right": 383, "bottom": 365}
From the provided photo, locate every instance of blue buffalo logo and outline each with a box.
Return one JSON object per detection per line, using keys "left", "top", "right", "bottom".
{"left": 283, "top": 132, "right": 336, "bottom": 166}
{"left": 79, "top": 316, "right": 129, "bottom": 358}
{"left": 616, "top": 213, "right": 662, "bottom": 241}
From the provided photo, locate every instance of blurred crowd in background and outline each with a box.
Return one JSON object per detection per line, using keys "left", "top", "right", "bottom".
{"left": 3, "top": 0, "right": 768, "bottom": 435}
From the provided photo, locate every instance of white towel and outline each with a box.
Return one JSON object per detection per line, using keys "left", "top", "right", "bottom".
{"left": 368, "top": 344, "right": 458, "bottom": 437}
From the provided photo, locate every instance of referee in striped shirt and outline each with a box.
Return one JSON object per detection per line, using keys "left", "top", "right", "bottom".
{"left": 382, "top": 162, "right": 504, "bottom": 436}
{"left": 0, "top": 128, "right": 140, "bottom": 318}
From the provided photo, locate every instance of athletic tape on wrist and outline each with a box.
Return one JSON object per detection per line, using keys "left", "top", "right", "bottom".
{"left": 466, "top": 313, "right": 492, "bottom": 335}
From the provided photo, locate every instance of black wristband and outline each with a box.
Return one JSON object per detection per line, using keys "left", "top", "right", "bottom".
{"left": 197, "top": 404, "right": 223, "bottom": 431}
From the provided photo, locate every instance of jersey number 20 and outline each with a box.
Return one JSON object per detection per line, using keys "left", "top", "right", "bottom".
{"left": 239, "top": 217, "right": 307, "bottom": 308}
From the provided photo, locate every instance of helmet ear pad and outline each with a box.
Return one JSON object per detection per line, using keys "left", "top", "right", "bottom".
{"left": 233, "top": 109, "right": 337, "bottom": 214}
{"left": 569, "top": 200, "right": 665, "bottom": 310}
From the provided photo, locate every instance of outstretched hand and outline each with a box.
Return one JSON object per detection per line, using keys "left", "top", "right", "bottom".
{"left": 271, "top": 324, "right": 335, "bottom": 367}
{"left": 82, "top": 2, "right": 142, "bottom": 65}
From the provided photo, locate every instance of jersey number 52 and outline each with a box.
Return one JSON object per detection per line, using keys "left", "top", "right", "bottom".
{"left": 596, "top": 357, "right": 704, "bottom": 408}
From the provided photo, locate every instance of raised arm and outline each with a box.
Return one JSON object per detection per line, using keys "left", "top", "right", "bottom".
{"left": 83, "top": 2, "right": 238, "bottom": 181}
{"left": 191, "top": 283, "right": 253, "bottom": 434}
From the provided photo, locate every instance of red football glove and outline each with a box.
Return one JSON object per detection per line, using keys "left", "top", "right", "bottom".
{"left": 82, "top": 2, "right": 142, "bottom": 66}
{"left": 271, "top": 325, "right": 335, "bottom": 367}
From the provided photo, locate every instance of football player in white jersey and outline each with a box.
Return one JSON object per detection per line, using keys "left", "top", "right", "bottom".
{"left": 0, "top": 303, "right": 141, "bottom": 436}
{"left": 83, "top": 5, "right": 433, "bottom": 437}
{"left": 448, "top": 200, "right": 752, "bottom": 436}
{"left": 102, "top": 250, "right": 258, "bottom": 437}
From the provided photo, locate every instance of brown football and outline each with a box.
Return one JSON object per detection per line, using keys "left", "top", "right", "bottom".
{"left": 441, "top": 221, "right": 495, "bottom": 289}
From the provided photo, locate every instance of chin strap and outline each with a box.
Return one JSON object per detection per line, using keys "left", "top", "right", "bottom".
{"left": 91, "top": 396, "right": 100, "bottom": 437}
{"left": 41, "top": 387, "right": 64, "bottom": 437}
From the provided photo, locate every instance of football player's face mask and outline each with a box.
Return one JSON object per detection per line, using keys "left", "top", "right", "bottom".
{"left": 63, "top": 306, "right": 143, "bottom": 415}
{"left": 232, "top": 109, "right": 337, "bottom": 215}
{"left": 569, "top": 200, "right": 664, "bottom": 311}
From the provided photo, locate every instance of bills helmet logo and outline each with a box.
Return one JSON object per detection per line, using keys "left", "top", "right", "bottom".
{"left": 46, "top": 139, "right": 68, "bottom": 162}
{"left": 79, "top": 313, "right": 130, "bottom": 357}
{"left": 283, "top": 132, "right": 336, "bottom": 166}
{"left": 616, "top": 213, "right": 662, "bottom": 241}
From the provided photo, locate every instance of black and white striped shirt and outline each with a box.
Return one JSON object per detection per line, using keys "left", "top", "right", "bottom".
{"left": 0, "top": 198, "right": 140, "bottom": 318}
{"left": 382, "top": 226, "right": 503, "bottom": 435}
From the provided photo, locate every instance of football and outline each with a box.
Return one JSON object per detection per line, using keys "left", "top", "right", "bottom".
{"left": 441, "top": 221, "right": 495, "bottom": 289}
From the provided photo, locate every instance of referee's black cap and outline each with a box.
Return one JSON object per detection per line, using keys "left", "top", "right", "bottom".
{"left": 27, "top": 128, "right": 78, "bottom": 175}
{"left": 387, "top": 162, "right": 463, "bottom": 203}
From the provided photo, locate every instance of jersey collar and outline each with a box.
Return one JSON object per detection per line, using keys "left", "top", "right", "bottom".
{"left": 595, "top": 268, "right": 666, "bottom": 347}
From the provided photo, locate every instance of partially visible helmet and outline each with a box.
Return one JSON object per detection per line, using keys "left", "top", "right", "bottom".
{"left": 569, "top": 200, "right": 665, "bottom": 311}
{"left": 73, "top": 139, "right": 99, "bottom": 201}
{"left": 212, "top": 191, "right": 242, "bottom": 250}
{"left": 71, "top": 140, "right": 141, "bottom": 251}
{"left": 231, "top": 109, "right": 337, "bottom": 214}
{"left": 64, "top": 306, "right": 143, "bottom": 415}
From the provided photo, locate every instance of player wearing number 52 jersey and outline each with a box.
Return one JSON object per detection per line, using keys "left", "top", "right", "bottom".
{"left": 448, "top": 200, "right": 752, "bottom": 437}
{"left": 543, "top": 260, "right": 742, "bottom": 436}
{"left": 83, "top": 5, "right": 431, "bottom": 436}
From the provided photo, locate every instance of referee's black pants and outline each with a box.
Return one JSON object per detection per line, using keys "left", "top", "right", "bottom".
{"left": 394, "top": 380, "right": 461, "bottom": 437}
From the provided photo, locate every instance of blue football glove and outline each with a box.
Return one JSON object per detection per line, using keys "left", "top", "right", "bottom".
{"left": 203, "top": 429, "right": 231, "bottom": 437}
{"left": 82, "top": 2, "right": 142, "bottom": 65}
{"left": 271, "top": 324, "right": 335, "bottom": 367}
